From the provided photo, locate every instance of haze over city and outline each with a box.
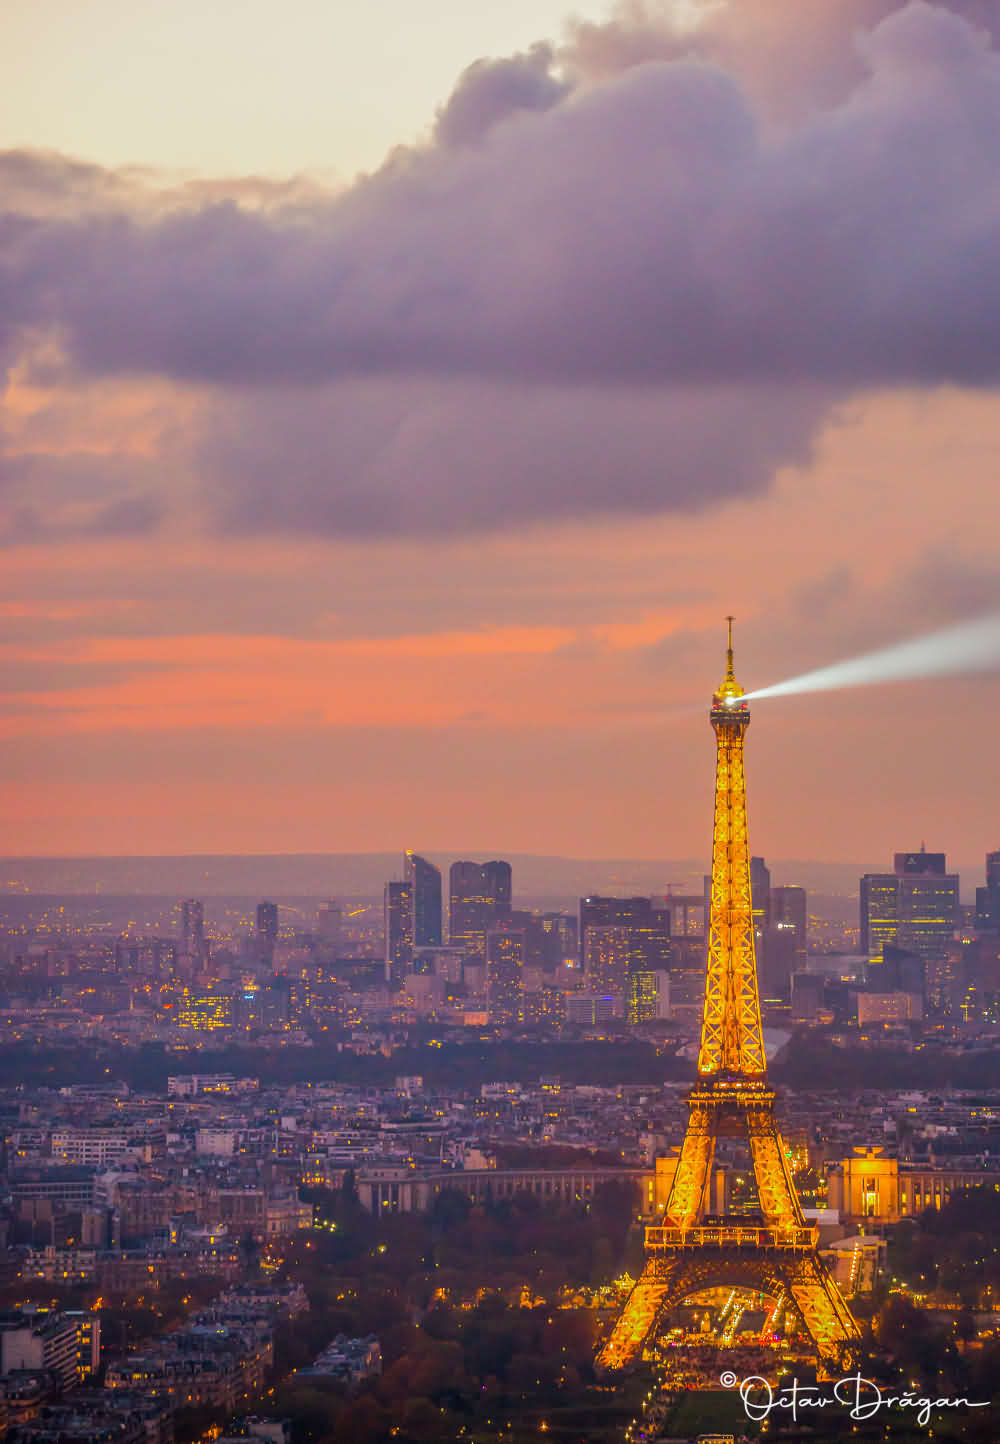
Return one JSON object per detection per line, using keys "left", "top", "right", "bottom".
{"left": 1, "top": 0, "right": 998, "bottom": 863}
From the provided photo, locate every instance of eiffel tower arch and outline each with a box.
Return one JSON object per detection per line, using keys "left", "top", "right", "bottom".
{"left": 597, "top": 622, "right": 860, "bottom": 1372}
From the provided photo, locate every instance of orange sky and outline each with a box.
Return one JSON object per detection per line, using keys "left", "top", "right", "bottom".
{"left": 3, "top": 1, "right": 1000, "bottom": 871}
{"left": 1, "top": 386, "right": 998, "bottom": 867}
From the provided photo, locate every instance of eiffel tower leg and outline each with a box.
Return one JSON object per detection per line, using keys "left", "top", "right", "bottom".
{"left": 746, "top": 1107, "right": 804, "bottom": 1230}
{"left": 784, "top": 1254, "right": 861, "bottom": 1369}
{"left": 596, "top": 1257, "right": 682, "bottom": 1372}
{"left": 665, "top": 1100, "right": 718, "bottom": 1227}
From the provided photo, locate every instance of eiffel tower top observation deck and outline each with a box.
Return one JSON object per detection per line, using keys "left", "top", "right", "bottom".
{"left": 699, "top": 617, "right": 766, "bottom": 1079}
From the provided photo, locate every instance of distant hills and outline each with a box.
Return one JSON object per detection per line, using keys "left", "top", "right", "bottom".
{"left": 0, "top": 853, "right": 881, "bottom": 900}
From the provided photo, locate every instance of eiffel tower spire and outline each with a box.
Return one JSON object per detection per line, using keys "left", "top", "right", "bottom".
{"left": 596, "top": 622, "right": 859, "bottom": 1374}
{"left": 699, "top": 616, "right": 766, "bottom": 1077}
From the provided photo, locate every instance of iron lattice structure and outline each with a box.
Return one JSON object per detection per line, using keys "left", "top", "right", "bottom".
{"left": 597, "top": 622, "right": 860, "bottom": 1372}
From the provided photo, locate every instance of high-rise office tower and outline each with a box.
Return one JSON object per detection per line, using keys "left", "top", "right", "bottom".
{"left": 745, "top": 855, "right": 771, "bottom": 981}
{"left": 750, "top": 854, "right": 771, "bottom": 943}
{"left": 866, "top": 943, "right": 926, "bottom": 999}
{"left": 975, "top": 851, "right": 1000, "bottom": 932}
{"left": 255, "top": 900, "right": 279, "bottom": 970}
{"left": 791, "top": 971, "right": 825, "bottom": 1022}
{"left": 762, "top": 884, "right": 808, "bottom": 998}
{"left": 486, "top": 922, "right": 524, "bottom": 1026}
{"left": 449, "top": 860, "right": 512, "bottom": 958}
{"left": 502, "top": 910, "right": 556, "bottom": 971}
{"left": 626, "top": 969, "right": 670, "bottom": 1025}
{"left": 256, "top": 901, "right": 279, "bottom": 943}
{"left": 405, "top": 852, "right": 442, "bottom": 948}
{"left": 584, "top": 924, "right": 632, "bottom": 994}
{"left": 180, "top": 899, "right": 206, "bottom": 974}
{"left": 770, "top": 884, "right": 806, "bottom": 946}
{"left": 316, "top": 901, "right": 343, "bottom": 948}
{"left": 860, "top": 848, "right": 959, "bottom": 990}
{"left": 578, "top": 897, "right": 671, "bottom": 986}
{"left": 538, "top": 912, "right": 578, "bottom": 969}
{"left": 384, "top": 880, "right": 413, "bottom": 987}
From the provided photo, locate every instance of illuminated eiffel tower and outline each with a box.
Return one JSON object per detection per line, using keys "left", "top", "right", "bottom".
{"left": 597, "top": 622, "right": 859, "bottom": 1372}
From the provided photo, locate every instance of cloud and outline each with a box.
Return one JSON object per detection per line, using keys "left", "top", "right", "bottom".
{"left": 435, "top": 44, "right": 571, "bottom": 147}
{"left": 1, "top": 2, "right": 997, "bottom": 391}
{"left": 1, "top": 1, "right": 999, "bottom": 538}
{"left": 200, "top": 376, "right": 831, "bottom": 537}
{"left": 791, "top": 566, "right": 854, "bottom": 619}
{"left": 563, "top": 1, "right": 1000, "bottom": 121}
{"left": 0, "top": 446, "right": 170, "bottom": 546}
{"left": 895, "top": 548, "right": 1000, "bottom": 621}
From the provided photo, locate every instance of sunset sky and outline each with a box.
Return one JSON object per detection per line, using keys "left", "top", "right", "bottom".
{"left": 2, "top": 0, "right": 999, "bottom": 867}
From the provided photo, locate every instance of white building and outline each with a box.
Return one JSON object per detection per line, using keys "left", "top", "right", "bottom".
{"left": 50, "top": 1132, "right": 142, "bottom": 1167}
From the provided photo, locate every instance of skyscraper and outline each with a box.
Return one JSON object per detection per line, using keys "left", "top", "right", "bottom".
{"left": 866, "top": 943, "right": 926, "bottom": 999}
{"left": 449, "top": 860, "right": 512, "bottom": 958}
{"left": 584, "top": 924, "right": 632, "bottom": 995}
{"left": 791, "top": 971, "right": 825, "bottom": 1022}
{"left": 626, "top": 969, "right": 670, "bottom": 1025}
{"left": 405, "top": 852, "right": 442, "bottom": 947}
{"left": 180, "top": 899, "right": 206, "bottom": 974}
{"left": 538, "top": 912, "right": 578, "bottom": 968}
{"left": 255, "top": 900, "right": 279, "bottom": 970}
{"left": 763, "top": 883, "right": 808, "bottom": 998}
{"left": 316, "top": 901, "right": 343, "bottom": 949}
{"left": 384, "top": 880, "right": 413, "bottom": 987}
{"left": 578, "top": 896, "right": 671, "bottom": 988}
{"left": 770, "top": 884, "right": 806, "bottom": 946}
{"left": 256, "top": 901, "right": 279, "bottom": 942}
{"left": 486, "top": 922, "right": 524, "bottom": 1026}
{"left": 975, "top": 851, "right": 1000, "bottom": 932}
{"left": 860, "top": 848, "right": 959, "bottom": 991}
{"left": 750, "top": 855, "right": 771, "bottom": 967}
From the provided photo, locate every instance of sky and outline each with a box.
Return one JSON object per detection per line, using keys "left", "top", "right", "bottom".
{"left": 1, "top": 0, "right": 999, "bottom": 870}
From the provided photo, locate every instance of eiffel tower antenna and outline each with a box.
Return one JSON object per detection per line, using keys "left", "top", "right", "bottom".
{"left": 597, "top": 621, "right": 859, "bottom": 1373}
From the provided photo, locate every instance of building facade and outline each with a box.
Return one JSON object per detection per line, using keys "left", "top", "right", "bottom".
{"left": 405, "top": 852, "right": 442, "bottom": 948}
{"left": 383, "top": 880, "right": 413, "bottom": 987}
{"left": 861, "top": 849, "right": 959, "bottom": 1007}
{"left": 449, "top": 860, "right": 512, "bottom": 958}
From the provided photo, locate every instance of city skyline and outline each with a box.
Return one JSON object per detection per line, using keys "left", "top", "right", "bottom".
{"left": 1, "top": 567, "right": 999, "bottom": 1434}
{"left": 3, "top": 0, "right": 1000, "bottom": 862}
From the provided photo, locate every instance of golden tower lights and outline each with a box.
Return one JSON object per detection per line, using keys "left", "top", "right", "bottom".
{"left": 597, "top": 622, "right": 859, "bottom": 1372}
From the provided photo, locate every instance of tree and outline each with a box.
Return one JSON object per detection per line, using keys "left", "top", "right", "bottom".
{"left": 431, "top": 1188, "right": 471, "bottom": 1231}
{"left": 335, "top": 1393, "right": 390, "bottom": 1444}
{"left": 589, "top": 1236, "right": 616, "bottom": 1287}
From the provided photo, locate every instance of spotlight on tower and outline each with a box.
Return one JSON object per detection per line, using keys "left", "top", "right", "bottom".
{"left": 743, "top": 610, "right": 1000, "bottom": 703}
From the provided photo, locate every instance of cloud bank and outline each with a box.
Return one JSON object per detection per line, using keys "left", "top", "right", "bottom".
{"left": 2, "top": 1, "right": 999, "bottom": 537}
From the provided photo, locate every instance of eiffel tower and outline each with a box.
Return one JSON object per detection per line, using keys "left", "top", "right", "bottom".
{"left": 597, "top": 621, "right": 859, "bottom": 1372}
